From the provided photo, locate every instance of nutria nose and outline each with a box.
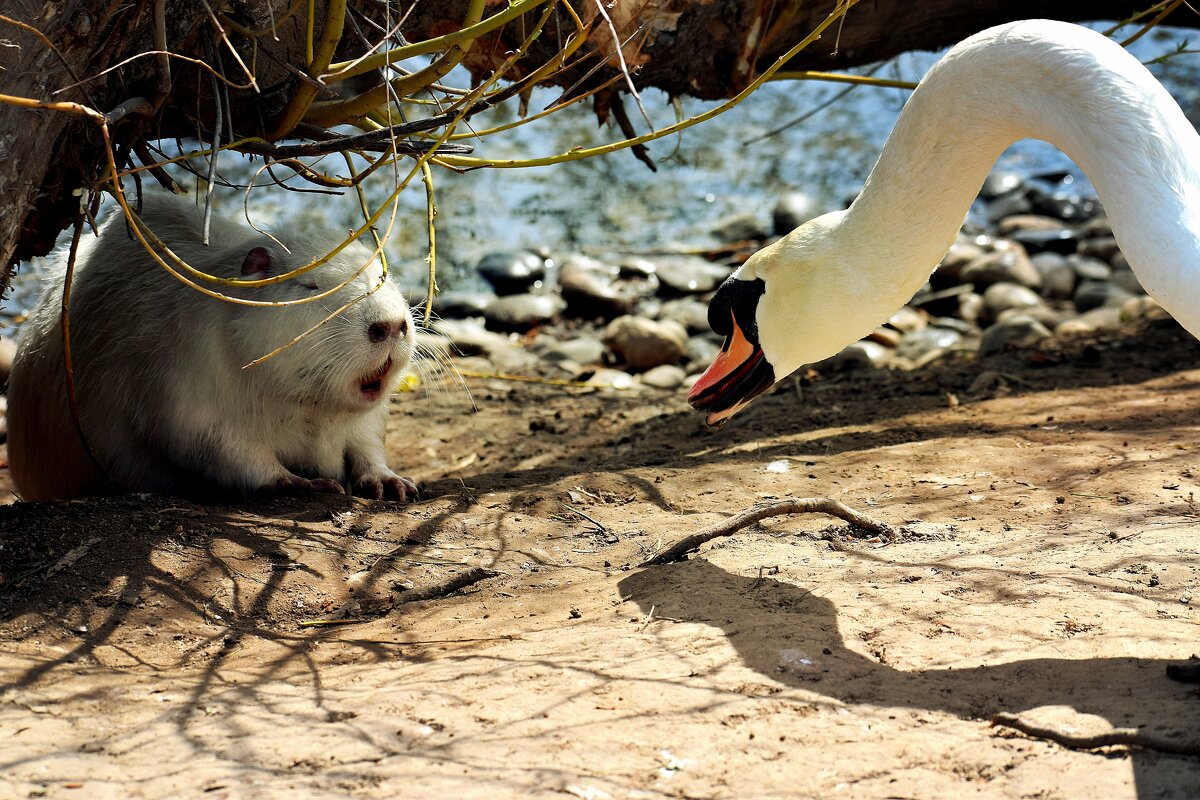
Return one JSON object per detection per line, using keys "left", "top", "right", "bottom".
{"left": 368, "top": 319, "right": 407, "bottom": 343}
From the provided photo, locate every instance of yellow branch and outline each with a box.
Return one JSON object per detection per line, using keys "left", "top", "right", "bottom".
{"left": 770, "top": 70, "right": 917, "bottom": 90}
{"left": 267, "top": 0, "right": 347, "bottom": 138}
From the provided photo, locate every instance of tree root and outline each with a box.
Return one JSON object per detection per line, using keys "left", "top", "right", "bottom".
{"left": 398, "top": 567, "right": 499, "bottom": 603}
{"left": 991, "top": 712, "right": 1200, "bottom": 756}
{"left": 640, "top": 498, "right": 897, "bottom": 566}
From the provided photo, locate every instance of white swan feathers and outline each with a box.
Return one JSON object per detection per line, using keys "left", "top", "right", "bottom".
{"left": 689, "top": 19, "right": 1200, "bottom": 426}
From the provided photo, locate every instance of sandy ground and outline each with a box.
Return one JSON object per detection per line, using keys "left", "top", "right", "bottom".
{"left": 2, "top": 319, "right": 1200, "bottom": 799}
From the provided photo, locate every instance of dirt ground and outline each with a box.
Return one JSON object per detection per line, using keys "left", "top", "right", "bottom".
{"left": 2, "top": 320, "right": 1200, "bottom": 799}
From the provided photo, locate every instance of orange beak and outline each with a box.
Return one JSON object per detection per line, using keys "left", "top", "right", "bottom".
{"left": 688, "top": 310, "right": 776, "bottom": 427}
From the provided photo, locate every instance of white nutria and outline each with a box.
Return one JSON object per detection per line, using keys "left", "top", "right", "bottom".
{"left": 7, "top": 193, "right": 418, "bottom": 502}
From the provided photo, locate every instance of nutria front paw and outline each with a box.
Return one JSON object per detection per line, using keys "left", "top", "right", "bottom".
{"left": 265, "top": 475, "right": 346, "bottom": 495}
{"left": 353, "top": 469, "right": 418, "bottom": 501}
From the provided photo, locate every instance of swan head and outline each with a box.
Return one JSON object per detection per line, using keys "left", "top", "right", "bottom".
{"left": 688, "top": 210, "right": 886, "bottom": 427}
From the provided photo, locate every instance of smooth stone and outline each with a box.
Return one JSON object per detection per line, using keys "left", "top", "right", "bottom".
{"left": 710, "top": 212, "right": 769, "bottom": 242}
{"left": 1065, "top": 254, "right": 1111, "bottom": 282}
{"left": 1073, "top": 280, "right": 1133, "bottom": 313}
{"left": 996, "top": 304, "right": 1065, "bottom": 328}
{"left": 1008, "top": 228, "right": 1080, "bottom": 255}
{"left": 1080, "top": 216, "right": 1114, "bottom": 238}
{"left": 1121, "top": 296, "right": 1171, "bottom": 323}
{"left": 476, "top": 250, "right": 546, "bottom": 295}
{"left": 431, "top": 290, "right": 495, "bottom": 320}
{"left": 983, "top": 282, "right": 1044, "bottom": 317}
{"left": 657, "top": 298, "right": 713, "bottom": 335}
{"left": 0, "top": 336, "right": 14, "bottom": 387}
{"left": 640, "top": 364, "right": 687, "bottom": 389}
{"left": 896, "top": 327, "right": 961, "bottom": 361}
{"left": 652, "top": 256, "right": 733, "bottom": 295}
{"left": 1077, "top": 236, "right": 1122, "bottom": 263}
{"left": 981, "top": 171, "right": 1025, "bottom": 199}
{"left": 1030, "top": 252, "right": 1076, "bottom": 300}
{"left": 956, "top": 292, "right": 985, "bottom": 324}
{"left": 772, "top": 192, "right": 829, "bottom": 234}
{"left": 985, "top": 190, "right": 1032, "bottom": 223}
{"left": 887, "top": 306, "right": 927, "bottom": 334}
{"left": 930, "top": 317, "right": 980, "bottom": 335}
{"left": 432, "top": 318, "right": 513, "bottom": 357}
{"left": 1030, "top": 189, "right": 1100, "bottom": 221}
{"left": 603, "top": 315, "right": 688, "bottom": 370}
{"left": 996, "top": 214, "right": 1073, "bottom": 236}
{"left": 866, "top": 327, "right": 902, "bottom": 348}
{"left": 1110, "top": 251, "right": 1130, "bottom": 271}
{"left": 1055, "top": 307, "right": 1124, "bottom": 336}
{"left": 616, "top": 257, "right": 658, "bottom": 279}
{"left": 932, "top": 241, "right": 984, "bottom": 288}
{"left": 586, "top": 368, "right": 637, "bottom": 390}
{"left": 686, "top": 335, "right": 722, "bottom": 372}
{"left": 815, "top": 340, "right": 891, "bottom": 371}
{"left": 959, "top": 242, "right": 1041, "bottom": 289}
{"left": 558, "top": 254, "right": 657, "bottom": 320}
{"left": 540, "top": 337, "right": 607, "bottom": 365}
{"left": 980, "top": 315, "right": 1051, "bottom": 355}
{"left": 1110, "top": 267, "right": 1145, "bottom": 295}
{"left": 483, "top": 293, "right": 565, "bottom": 333}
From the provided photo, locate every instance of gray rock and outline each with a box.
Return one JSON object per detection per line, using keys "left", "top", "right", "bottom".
{"left": 1110, "top": 267, "right": 1145, "bottom": 295}
{"left": 959, "top": 242, "right": 1041, "bottom": 289}
{"left": 711, "top": 212, "right": 769, "bottom": 242}
{"left": 1080, "top": 216, "right": 1114, "bottom": 238}
{"left": 896, "top": 326, "right": 961, "bottom": 362}
{"left": 603, "top": 315, "right": 689, "bottom": 370}
{"left": 540, "top": 336, "right": 607, "bottom": 366}
{"left": 930, "top": 317, "right": 980, "bottom": 335}
{"left": 686, "top": 335, "right": 722, "bottom": 372}
{"left": 1064, "top": 253, "right": 1111, "bottom": 282}
{"left": 772, "top": 192, "right": 829, "bottom": 234}
{"left": 981, "top": 315, "right": 1051, "bottom": 355}
{"left": 983, "top": 282, "right": 1044, "bottom": 318}
{"left": 1009, "top": 227, "right": 1080, "bottom": 255}
{"left": 1077, "top": 236, "right": 1122, "bottom": 263}
{"left": 1030, "top": 252, "right": 1076, "bottom": 300}
{"left": 932, "top": 240, "right": 985, "bottom": 288}
{"left": 586, "top": 368, "right": 637, "bottom": 390}
{"left": 985, "top": 190, "right": 1032, "bottom": 223}
{"left": 558, "top": 254, "right": 657, "bottom": 320}
{"left": 652, "top": 256, "right": 733, "bottom": 295}
{"left": 996, "top": 304, "right": 1065, "bottom": 328}
{"left": 640, "top": 364, "right": 687, "bottom": 389}
{"left": 1030, "top": 189, "right": 1099, "bottom": 221}
{"left": 1073, "top": 280, "right": 1133, "bottom": 313}
{"left": 956, "top": 292, "right": 985, "bottom": 324}
{"left": 981, "top": 171, "right": 1025, "bottom": 199}
{"left": 432, "top": 318, "right": 513, "bottom": 357}
{"left": 866, "top": 327, "right": 902, "bottom": 348}
{"left": 431, "top": 290, "right": 495, "bottom": 319}
{"left": 483, "top": 293, "right": 565, "bottom": 333}
{"left": 815, "top": 340, "right": 892, "bottom": 371}
{"left": 476, "top": 250, "right": 547, "bottom": 295}
{"left": 657, "top": 298, "right": 712, "bottom": 335}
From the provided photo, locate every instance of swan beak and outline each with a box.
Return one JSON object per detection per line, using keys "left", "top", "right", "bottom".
{"left": 688, "top": 311, "right": 777, "bottom": 427}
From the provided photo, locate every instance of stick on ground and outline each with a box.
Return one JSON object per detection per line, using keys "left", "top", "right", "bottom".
{"left": 991, "top": 712, "right": 1200, "bottom": 756}
{"left": 640, "top": 498, "right": 896, "bottom": 566}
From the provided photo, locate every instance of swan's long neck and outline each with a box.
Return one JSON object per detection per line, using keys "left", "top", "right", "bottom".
{"left": 828, "top": 20, "right": 1200, "bottom": 339}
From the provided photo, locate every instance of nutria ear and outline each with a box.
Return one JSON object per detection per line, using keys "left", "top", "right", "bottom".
{"left": 241, "top": 246, "right": 274, "bottom": 276}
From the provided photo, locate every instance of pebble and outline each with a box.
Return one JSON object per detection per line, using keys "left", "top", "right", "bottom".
{"left": 982, "top": 282, "right": 1044, "bottom": 318}
{"left": 1030, "top": 252, "right": 1076, "bottom": 300}
{"left": 1078, "top": 236, "right": 1122, "bottom": 262}
{"left": 686, "top": 335, "right": 722, "bottom": 372}
{"left": 1008, "top": 227, "right": 1079, "bottom": 255}
{"left": 0, "top": 336, "right": 15, "bottom": 388}
{"left": 432, "top": 290, "right": 495, "bottom": 319}
{"left": 959, "top": 242, "right": 1041, "bottom": 289}
{"left": 1121, "top": 296, "right": 1171, "bottom": 324}
{"left": 483, "top": 294, "right": 565, "bottom": 333}
{"left": 896, "top": 326, "right": 962, "bottom": 362}
{"left": 981, "top": 171, "right": 1024, "bottom": 199}
{"left": 603, "top": 315, "right": 689, "bottom": 370}
{"left": 1073, "top": 280, "right": 1133, "bottom": 313}
{"left": 652, "top": 255, "right": 733, "bottom": 294}
{"left": 816, "top": 340, "right": 892, "bottom": 371}
{"left": 886, "top": 307, "right": 927, "bottom": 334}
{"left": 640, "top": 364, "right": 687, "bottom": 389}
{"left": 710, "top": 212, "right": 769, "bottom": 242}
{"left": 985, "top": 190, "right": 1032, "bottom": 223}
{"left": 980, "top": 315, "right": 1052, "bottom": 355}
{"left": 996, "top": 214, "right": 1072, "bottom": 235}
{"left": 476, "top": 250, "right": 547, "bottom": 295}
{"left": 539, "top": 336, "right": 607, "bottom": 366}
{"left": 558, "top": 254, "right": 656, "bottom": 319}
{"left": 656, "top": 298, "right": 713, "bottom": 335}
{"left": 1065, "top": 253, "right": 1111, "bottom": 281}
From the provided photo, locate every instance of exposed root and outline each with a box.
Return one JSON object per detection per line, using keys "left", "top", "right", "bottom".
{"left": 990, "top": 712, "right": 1200, "bottom": 756}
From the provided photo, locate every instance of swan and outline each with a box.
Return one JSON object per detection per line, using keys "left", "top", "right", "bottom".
{"left": 688, "top": 19, "right": 1200, "bottom": 426}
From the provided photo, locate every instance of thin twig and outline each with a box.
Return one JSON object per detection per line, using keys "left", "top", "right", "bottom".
{"left": 396, "top": 568, "right": 499, "bottom": 603}
{"left": 990, "top": 712, "right": 1200, "bottom": 756}
{"left": 640, "top": 498, "right": 896, "bottom": 566}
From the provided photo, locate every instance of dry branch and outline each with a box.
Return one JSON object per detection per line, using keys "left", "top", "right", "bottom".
{"left": 991, "top": 712, "right": 1200, "bottom": 756}
{"left": 640, "top": 498, "right": 897, "bottom": 566}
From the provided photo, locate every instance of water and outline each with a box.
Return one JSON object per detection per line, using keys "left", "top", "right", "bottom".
{"left": 4, "top": 22, "right": 1199, "bottom": 320}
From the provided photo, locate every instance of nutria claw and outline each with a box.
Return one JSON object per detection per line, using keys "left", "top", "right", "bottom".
{"left": 353, "top": 471, "right": 418, "bottom": 501}
{"left": 267, "top": 475, "right": 347, "bottom": 495}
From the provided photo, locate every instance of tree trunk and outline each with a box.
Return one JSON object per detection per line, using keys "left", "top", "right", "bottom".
{"left": 0, "top": 0, "right": 1192, "bottom": 292}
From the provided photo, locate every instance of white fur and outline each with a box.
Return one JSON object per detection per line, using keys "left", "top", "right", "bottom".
{"left": 735, "top": 20, "right": 1200, "bottom": 378}
{"left": 7, "top": 194, "right": 417, "bottom": 501}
